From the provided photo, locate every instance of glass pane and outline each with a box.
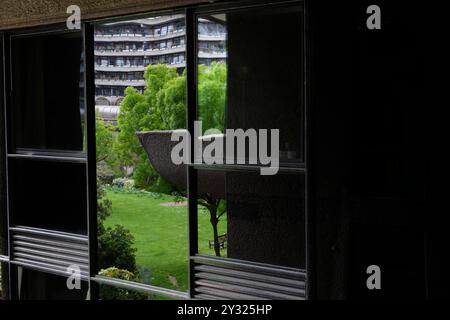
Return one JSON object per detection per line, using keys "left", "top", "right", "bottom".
{"left": 197, "top": 169, "right": 305, "bottom": 269}
{"left": 95, "top": 14, "right": 189, "bottom": 292}
{"left": 197, "top": 5, "right": 304, "bottom": 166}
{"left": 0, "top": 263, "right": 7, "bottom": 299}
{"left": 11, "top": 31, "right": 85, "bottom": 152}
{"left": 16, "top": 268, "right": 89, "bottom": 300}
{"left": 9, "top": 159, "right": 88, "bottom": 234}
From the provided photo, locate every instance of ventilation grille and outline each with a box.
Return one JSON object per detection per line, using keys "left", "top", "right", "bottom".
{"left": 10, "top": 226, "right": 89, "bottom": 279}
{"left": 192, "top": 256, "right": 306, "bottom": 300}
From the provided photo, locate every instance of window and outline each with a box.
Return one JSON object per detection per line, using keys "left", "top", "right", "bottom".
{"left": 9, "top": 159, "right": 88, "bottom": 234}
{"left": 1, "top": 0, "right": 305, "bottom": 301}
{"left": 194, "top": 4, "right": 304, "bottom": 271}
{"left": 94, "top": 13, "right": 189, "bottom": 295}
{"left": 0, "top": 263, "right": 8, "bottom": 300}
{"left": 15, "top": 268, "right": 89, "bottom": 300}
{"left": 11, "top": 31, "right": 85, "bottom": 152}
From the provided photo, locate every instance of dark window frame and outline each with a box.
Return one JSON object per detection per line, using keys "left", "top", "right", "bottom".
{"left": 0, "top": 0, "right": 308, "bottom": 300}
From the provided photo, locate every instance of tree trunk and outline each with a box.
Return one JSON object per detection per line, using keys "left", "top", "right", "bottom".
{"left": 209, "top": 205, "right": 221, "bottom": 257}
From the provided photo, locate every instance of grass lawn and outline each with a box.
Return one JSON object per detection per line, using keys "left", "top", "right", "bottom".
{"left": 104, "top": 189, "right": 227, "bottom": 292}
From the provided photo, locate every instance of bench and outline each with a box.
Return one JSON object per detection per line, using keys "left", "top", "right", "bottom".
{"left": 209, "top": 234, "right": 227, "bottom": 249}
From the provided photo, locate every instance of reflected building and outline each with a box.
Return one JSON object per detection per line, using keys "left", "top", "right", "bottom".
{"left": 94, "top": 15, "right": 226, "bottom": 123}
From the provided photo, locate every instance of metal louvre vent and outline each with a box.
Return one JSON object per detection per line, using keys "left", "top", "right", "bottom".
{"left": 192, "top": 256, "right": 306, "bottom": 300}
{"left": 10, "top": 226, "right": 89, "bottom": 279}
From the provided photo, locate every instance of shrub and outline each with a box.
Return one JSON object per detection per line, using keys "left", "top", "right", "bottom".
{"left": 97, "top": 183, "right": 137, "bottom": 272}
{"left": 97, "top": 162, "right": 116, "bottom": 186}
{"left": 98, "top": 267, "right": 148, "bottom": 300}
{"left": 112, "top": 177, "right": 127, "bottom": 188}
{"left": 147, "top": 176, "right": 175, "bottom": 195}
{"left": 112, "top": 177, "right": 136, "bottom": 190}
{"left": 98, "top": 224, "right": 137, "bottom": 272}
{"left": 124, "top": 179, "right": 135, "bottom": 189}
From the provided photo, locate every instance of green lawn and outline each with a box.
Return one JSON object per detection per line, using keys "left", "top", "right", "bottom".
{"left": 104, "top": 189, "right": 227, "bottom": 292}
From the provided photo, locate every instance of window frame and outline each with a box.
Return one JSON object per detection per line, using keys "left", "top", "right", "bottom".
{"left": 187, "top": 0, "right": 307, "bottom": 299}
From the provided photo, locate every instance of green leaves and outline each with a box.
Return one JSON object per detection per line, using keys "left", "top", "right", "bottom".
{"left": 115, "top": 62, "right": 227, "bottom": 188}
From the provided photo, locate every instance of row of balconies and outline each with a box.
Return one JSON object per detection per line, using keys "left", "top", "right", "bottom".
{"left": 95, "top": 79, "right": 146, "bottom": 86}
{"left": 94, "top": 32, "right": 226, "bottom": 43}
{"left": 94, "top": 29, "right": 185, "bottom": 42}
{"left": 94, "top": 45, "right": 186, "bottom": 56}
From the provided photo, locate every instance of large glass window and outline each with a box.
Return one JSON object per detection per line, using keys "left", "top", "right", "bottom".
{"left": 0, "top": 263, "right": 8, "bottom": 300}
{"left": 9, "top": 159, "right": 88, "bottom": 234}
{"left": 15, "top": 268, "right": 89, "bottom": 300}
{"left": 1, "top": 34, "right": 8, "bottom": 300}
{"left": 195, "top": 4, "right": 304, "bottom": 270}
{"left": 197, "top": 171, "right": 305, "bottom": 268}
{"left": 94, "top": 13, "right": 189, "bottom": 294}
{"left": 11, "top": 31, "right": 85, "bottom": 152}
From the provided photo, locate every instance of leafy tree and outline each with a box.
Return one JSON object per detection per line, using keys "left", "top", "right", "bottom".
{"left": 115, "top": 62, "right": 228, "bottom": 256}
{"left": 198, "top": 62, "right": 227, "bottom": 132}
{"left": 115, "top": 63, "right": 226, "bottom": 188}
{"left": 198, "top": 195, "right": 227, "bottom": 257}
{"left": 96, "top": 118, "right": 114, "bottom": 162}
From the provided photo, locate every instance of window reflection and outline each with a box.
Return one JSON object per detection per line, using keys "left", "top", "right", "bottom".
{"left": 16, "top": 268, "right": 89, "bottom": 300}
{"left": 0, "top": 263, "right": 7, "bottom": 299}
{"left": 11, "top": 31, "right": 85, "bottom": 152}
{"left": 198, "top": 6, "right": 303, "bottom": 165}
{"left": 197, "top": 170, "right": 305, "bottom": 269}
{"left": 196, "top": 5, "right": 305, "bottom": 269}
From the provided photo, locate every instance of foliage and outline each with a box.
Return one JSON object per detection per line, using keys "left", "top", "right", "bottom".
{"left": 198, "top": 195, "right": 227, "bottom": 257}
{"left": 97, "top": 183, "right": 137, "bottom": 272}
{"left": 115, "top": 62, "right": 227, "bottom": 188}
{"left": 112, "top": 177, "right": 135, "bottom": 190}
{"left": 106, "top": 185, "right": 163, "bottom": 198}
{"left": 96, "top": 118, "right": 114, "bottom": 162}
{"left": 198, "top": 62, "right": 227, "bottom": 132}
{"left": 104, "top": 190, "right": 227, "bottom": 290}
{"left": 147, "top": 175, "right": 175, "bottom": 195}
{"left": 98, "top": 267, "right": 148, "bottom": 300}
{"left": 96, "top": 118, "right": 122, "bottom": 184}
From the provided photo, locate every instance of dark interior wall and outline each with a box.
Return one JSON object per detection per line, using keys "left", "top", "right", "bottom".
{"left": 226, "top": 172, "right": 305, "bottom": 269}
{"left": 227, "top": 6, "right": 303, "bottom": 159}
{"left": 309, "top": 0, "right": 438, "bottom": 299}
{"left": 0, "top": 35, "right": 6, "bottom": 255}
{"left": 0, "top": 35, "right": 9, "bottom": 298}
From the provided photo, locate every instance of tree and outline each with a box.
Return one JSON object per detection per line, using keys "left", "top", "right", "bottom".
{"left": 115, "top": 63, "right": 226, "bottom": 188}
{"left": 198, "top": 195, "right": 227, "bottom": 257}
{"left": 115, "top": 66, "right": 183, "bottom": 188}
{"left": 198, "top": 62, "right": 227, "bottom": 132}
{"left": 95, "top": 118, "right": 114, "bottom": 162}
{"left": 116, "top": 62, "right": 228, "bottom": 257}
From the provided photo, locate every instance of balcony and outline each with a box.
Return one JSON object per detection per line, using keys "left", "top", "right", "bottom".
{"left": 95, "top": 65, "right": 146, "bottom": 72}
{"left": 94, "top": 45, "right": 185, "bottom": 57}
{"left": 198, "top": 51, "right": 227, "bottom": 59}
{"left": 94, "top": 79, "right": 146, "bottom": 87}
{"left": 95, "top": 30, "right": 186, "bottom": 42}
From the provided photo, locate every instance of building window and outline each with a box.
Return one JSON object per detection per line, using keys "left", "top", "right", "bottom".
{"left": 11, "top": 31, "right": 85, "bottom": 152}
{"left": 0, "top": 0, "right": 305, "bottom": 301}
